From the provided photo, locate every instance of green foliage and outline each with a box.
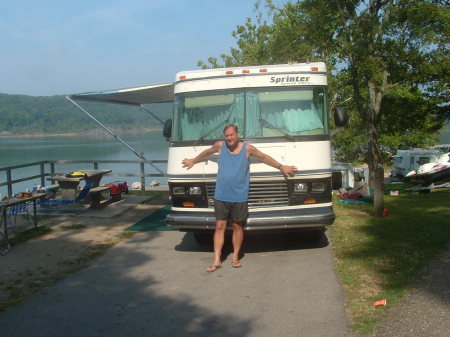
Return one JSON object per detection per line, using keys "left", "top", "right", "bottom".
{"left": 334, "top": 84, "right": 443, "bottom": 163}
{"left": 0, "top": 93, "right": 172, "bottom": 135}
{"left": 8, "top": 226, "right": 52, "bottom": 246}
{"left": 199, "top": 0, "right": 449, "bottom": 167}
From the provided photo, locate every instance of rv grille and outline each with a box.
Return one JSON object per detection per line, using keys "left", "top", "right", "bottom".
{"left": 206, "top": 181, "right": 289, "bottom": 208}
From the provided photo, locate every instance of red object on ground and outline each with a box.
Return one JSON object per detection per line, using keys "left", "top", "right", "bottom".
{"left": 383, "top": 208, "right": 389, "bottom": 217}
{"left": 103, "top": 181, "right": 128, "bottom": 195}
{"left": 374, "top": 299, "right": 387, "bottom": 306}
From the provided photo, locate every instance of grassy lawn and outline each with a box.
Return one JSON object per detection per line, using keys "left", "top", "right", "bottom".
{"left": 329, "top": 184, "right": 450, "bottom": 334}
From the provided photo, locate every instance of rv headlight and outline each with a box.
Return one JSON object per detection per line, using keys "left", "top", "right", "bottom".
{"left": 189, "top": 186, "right": 202, "bottom": 195}
{"left": 311, "top": 182, "right": 326, "bottom": 193}
{"left": 173, "top": 186, "right": 186, "bottom": 195}
{"left": 293, "top": 182, "right": 308, "bottom": 193}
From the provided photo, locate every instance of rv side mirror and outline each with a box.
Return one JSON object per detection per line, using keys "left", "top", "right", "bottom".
{"left": 334, "top": 107, "right": 348, "bottom": 127}
{"left": 163, "top": 119, "right": 172, "bottom": 140}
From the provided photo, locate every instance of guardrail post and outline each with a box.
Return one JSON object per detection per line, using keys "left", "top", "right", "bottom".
{"left": 51, "top": 162, "right": 55, "bottom": 175}
{"left": 94, "top": 162, "right": 99, "bottom": 170}
{"left": 140, "top": 162, "right": 145, "bottom": 191}
{"left": 40, "top": 162, "right": 45, "bottom": 186}
{"left": 6, "top": 168, "right": 12, "bottom": 197}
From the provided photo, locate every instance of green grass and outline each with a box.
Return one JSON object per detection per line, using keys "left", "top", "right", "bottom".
{"left": 329, "top": 186, "right": 450, "bottom": 334}
{"left": 61, "top": 223, "right": 86, "bottom": 230}
{"left": 8, "top": 226, "right": 52, "bottom": 246}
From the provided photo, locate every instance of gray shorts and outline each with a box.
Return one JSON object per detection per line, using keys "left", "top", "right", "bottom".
{"left": 214, "top": 199, "right": 248, "bottom": 223}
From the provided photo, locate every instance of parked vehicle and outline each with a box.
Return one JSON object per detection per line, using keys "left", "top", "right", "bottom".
{"left": 390, "top": 149, "right": 442, "bottom": 181}
{"left": 404, "top": 152, "right": 450, "bottom": 186}
{"left": 69, "top": 62, "right": 347, "bottom": 243}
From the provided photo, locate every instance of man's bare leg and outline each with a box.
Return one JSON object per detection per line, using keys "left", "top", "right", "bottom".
{"left": 207, "top": 220, "right": 226, "bottom": 272}
{"left": 231, "top": 222, "right": 243, "bottom": 267}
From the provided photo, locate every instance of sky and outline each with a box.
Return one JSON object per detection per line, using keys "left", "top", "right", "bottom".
{"left": 0, "top": 0, "right": 279, "bottom": 97}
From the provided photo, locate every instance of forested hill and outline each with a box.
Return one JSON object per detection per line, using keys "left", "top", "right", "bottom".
{"left": 0, "top": 93, "right": 172, "bottom": 135}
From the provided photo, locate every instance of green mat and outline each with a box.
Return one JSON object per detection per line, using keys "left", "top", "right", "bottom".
{"left": 126, "top": 205, "right": 176, "bottom": 232}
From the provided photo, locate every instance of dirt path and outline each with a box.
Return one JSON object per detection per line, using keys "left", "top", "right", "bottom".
{"left": 0, "top": 194, "right": 168, "bottom": 311}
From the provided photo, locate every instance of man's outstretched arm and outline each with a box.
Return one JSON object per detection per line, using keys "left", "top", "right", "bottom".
{"left": 182, "top": 141, "right": 222, "bottom": 169}
{"left": 247, "top": 144, "right": 297, "bottom": 177}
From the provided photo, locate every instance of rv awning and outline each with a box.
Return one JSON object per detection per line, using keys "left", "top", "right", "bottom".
{"left": 69, "top": 82, "right": 174, "bottom": 105}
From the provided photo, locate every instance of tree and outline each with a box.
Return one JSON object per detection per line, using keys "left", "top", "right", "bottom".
{"left": 199, "top": 0, "right": 449, "bottom": 216}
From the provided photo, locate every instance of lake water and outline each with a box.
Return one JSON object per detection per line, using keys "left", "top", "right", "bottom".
{"left": 1, "top": 127, "right": 449, "bottom": 197}
{"left": 438, "top": 128, "right": 450, "bottom": 144}
{"left": 0, "top": 130, "right": 169, "bottom": 196}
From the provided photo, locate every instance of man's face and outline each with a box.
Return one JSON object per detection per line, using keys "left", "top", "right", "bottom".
{"left": 224, "top": 126, "right": 239, "bottom": 148}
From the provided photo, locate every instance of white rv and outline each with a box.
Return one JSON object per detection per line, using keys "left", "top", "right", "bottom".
{"left": 70, "top": 62, "right": 345, "bottom": 242}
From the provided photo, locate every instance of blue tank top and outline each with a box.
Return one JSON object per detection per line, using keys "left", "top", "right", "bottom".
{"left": 214, "top": 141, "right": 250, "bottom": 202}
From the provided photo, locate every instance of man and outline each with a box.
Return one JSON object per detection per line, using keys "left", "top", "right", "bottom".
{"left": 182, "top": 124, "right": 297, "bottom": 272}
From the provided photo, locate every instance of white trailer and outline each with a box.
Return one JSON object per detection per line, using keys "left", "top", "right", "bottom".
{"left": 70, "top": 62, "right": 345, "bottom": 242}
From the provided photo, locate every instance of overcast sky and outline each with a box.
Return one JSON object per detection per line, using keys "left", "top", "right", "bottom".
{"left": 0, "top": 0, "right": 281, "bottom": 96}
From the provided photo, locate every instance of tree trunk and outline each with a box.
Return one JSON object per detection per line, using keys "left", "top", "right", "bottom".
{"left": 367, "top": 130, "right": 384, "bottom": 217}
{"left": 367, "top": 78, "right": 385, "bottom": 217}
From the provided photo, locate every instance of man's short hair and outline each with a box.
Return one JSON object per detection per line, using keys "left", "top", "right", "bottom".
{"left": 223, "top": 124, "right": 238, "bottom": 134}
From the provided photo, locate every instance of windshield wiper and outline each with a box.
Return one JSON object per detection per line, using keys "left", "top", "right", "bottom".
{"left": 259, "top": 117, "right": 296, "bottom": 142}
{"left": 194, "top": 118, "right": 229, "bottom": 146}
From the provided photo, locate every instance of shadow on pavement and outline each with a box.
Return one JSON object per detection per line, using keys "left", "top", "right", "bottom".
{"left": 175, "top": 230, "right": 329, "bottom": 254}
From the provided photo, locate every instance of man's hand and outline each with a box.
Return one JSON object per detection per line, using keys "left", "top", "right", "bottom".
{"left": 182, "top": 158, "right": 195, "bottom": 169}
{"left": 181, "top": 142, "right": 221, "bottom": 170}
{"left": 280, "top": 165, "right": 297, "bottom": 177}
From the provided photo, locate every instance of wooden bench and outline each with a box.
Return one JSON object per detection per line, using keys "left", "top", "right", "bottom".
{"left": 87, "top": 186, "right": 110, "bottom": 209}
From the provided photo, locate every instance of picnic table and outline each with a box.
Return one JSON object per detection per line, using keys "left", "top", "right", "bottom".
{"left": 1, "top": 193, "right": 46, "bottom": 255}
{"left": 47, "top": 169, "right": 112, "bottom": 200}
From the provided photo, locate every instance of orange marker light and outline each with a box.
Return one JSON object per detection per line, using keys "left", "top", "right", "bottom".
{"left": 304, "top": 197, "right": 316, "bottom": 204}
{"left": 179, "top": 75, "right": 186, "bottom": 80}
{"left": 226, "top": 71, "right": 233, "bottom": 75}
{"left": 259, "top": 69, "right": 268, "bottom": 72}
{"left": 311, "top": 67, "right": 319, "bottom": 71}
{"left": 242, "top": 69, "right": 250, "bottom": 73}
{"left": 183, "top": 201, "right": 195, "bottom": 207}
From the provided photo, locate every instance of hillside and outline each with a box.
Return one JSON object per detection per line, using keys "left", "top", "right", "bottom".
{"left": 0, "top": 93, "right": 172, "bottom": 136}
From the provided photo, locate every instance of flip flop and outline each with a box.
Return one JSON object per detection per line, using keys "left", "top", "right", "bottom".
{"left": 231, "top": 261, "right": 242, "bottom": 268}
{"left": 207, "top": 265, "right": 222, "bottom": 272}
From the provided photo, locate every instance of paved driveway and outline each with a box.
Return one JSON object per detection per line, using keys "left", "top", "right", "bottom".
{"left": 0, "top": 231, "right": 355, "bottom": 337}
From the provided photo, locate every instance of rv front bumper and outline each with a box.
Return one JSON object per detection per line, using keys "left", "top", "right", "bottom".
{"left": 165, "top": 205, "right": 335, "bottom": 231}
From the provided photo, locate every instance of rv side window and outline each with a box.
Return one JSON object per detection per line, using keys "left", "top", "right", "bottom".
{"left": 417, "top": 157, "right": 430, "bottom": 165}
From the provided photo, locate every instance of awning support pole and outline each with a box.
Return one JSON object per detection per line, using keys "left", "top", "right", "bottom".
{"left": 66, "top": 96, "right": 166, "bottom": 176}
{"left": 139, "top": 105, "right": 165, "bottom": 125}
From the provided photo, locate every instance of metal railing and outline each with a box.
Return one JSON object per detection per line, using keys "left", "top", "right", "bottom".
{"left": 0, "top": 159, "right": 167, "bottom": 197}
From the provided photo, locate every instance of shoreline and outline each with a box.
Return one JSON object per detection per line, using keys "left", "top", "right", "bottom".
{"left": 0, "top": 127, "right": 163, "bottom": 139}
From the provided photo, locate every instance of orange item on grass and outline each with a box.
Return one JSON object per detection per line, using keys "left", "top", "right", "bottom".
{"left": 373, "top": 299, "right": 387, "bottom": 306}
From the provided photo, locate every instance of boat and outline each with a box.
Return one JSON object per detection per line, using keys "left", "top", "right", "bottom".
{"left": 404, "top": 152, "right": 450, "bottom": 185}
{"left": 390, "top": 148, "right": 442, "bottom": 181}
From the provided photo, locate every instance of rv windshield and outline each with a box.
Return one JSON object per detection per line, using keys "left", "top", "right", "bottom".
{"left": 173, "top": 87, "right": 327, "bottom": 141}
